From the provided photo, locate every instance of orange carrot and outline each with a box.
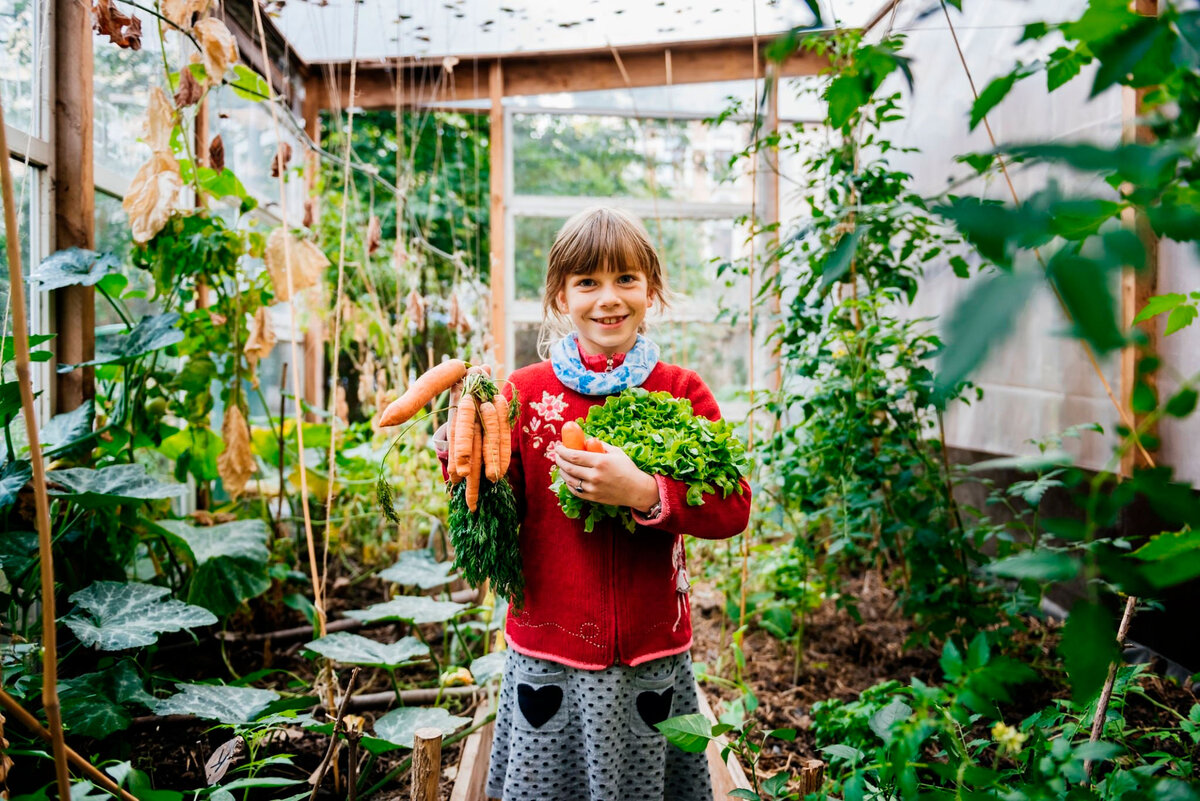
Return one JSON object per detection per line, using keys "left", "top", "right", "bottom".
{"left": 378, "top": 359, "right": 468, "bottom": 427}
{"left": 480, "top": 401, "right": 501, "bottom": 483}
{"left": 466, "top": 422, "right": 483, "bottom": 511}
{"left": 586, "top": 436, "right": 605, "bottom": 454}
{"left": 454, "top": 395, "right": 476, "bottom": 477}
{"left": 494, "top": 394, "right": 511, "bottom": 475}
{"left": 561, "top": 420, "right": 585, "bottom": 450}
{"left": 447, "top": 406, "right": 463, "bottom": 485}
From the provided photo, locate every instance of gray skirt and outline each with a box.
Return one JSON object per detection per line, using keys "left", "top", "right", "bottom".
{"left": 486, "top": 649, "right": 714, "bottom": 801}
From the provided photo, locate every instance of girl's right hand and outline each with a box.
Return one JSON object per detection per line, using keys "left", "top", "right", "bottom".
{"left": 449, "top": 364, "right": 492, "bottom": 408}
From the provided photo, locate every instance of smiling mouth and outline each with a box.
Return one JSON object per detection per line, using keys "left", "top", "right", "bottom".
{"left": 592, "top": 315, "right": 629, "bottom": 326}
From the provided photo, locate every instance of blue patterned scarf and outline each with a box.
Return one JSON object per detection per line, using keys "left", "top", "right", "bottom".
{"left": 550, "top": 333, "right": 660, "bottom": 395}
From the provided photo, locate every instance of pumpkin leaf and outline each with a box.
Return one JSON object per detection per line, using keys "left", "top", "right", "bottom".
{"left": 28, "top": 248, "right": 122, "bottom": 292}
{"left": 344, "top": 596, "right": 471, "bottom": 625}
{"left": 152, "top": 683, "right": 280, "bottom": 724}
{"left": 0, "top": 460, "right": 31, "bottom": 510}
{"left": 379, "top": 549, "right": 458, "bottom": 589}
{"left": 373, "top": 706, "right": 471, "bottom": 748}
{"left": 66, "top": 313, "right": 184, "bottom": 370}
{"left": 46, "top": 463, "right": 185, "bottom": 505}
{"left": 153, "top": 518, "right": 271, "bottom": 616}
{"left": 303, "top": 632, "right": 429, "bottom": 668}
{"left": 64, "top": 581, "right": 217, "bottom": 650}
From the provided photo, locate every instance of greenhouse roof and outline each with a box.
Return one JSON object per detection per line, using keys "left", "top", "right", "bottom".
{"left": 271, "top": 0, "right": 887, "bottom": 65}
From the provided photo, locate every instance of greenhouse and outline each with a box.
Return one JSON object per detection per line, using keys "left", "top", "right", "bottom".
{"left": 0, "top": 0, "right": 1198, "bottom": 798}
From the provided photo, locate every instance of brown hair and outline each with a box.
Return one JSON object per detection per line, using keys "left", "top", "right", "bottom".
{"left": 538, "top": 207, "right": 669, "bottom": 356}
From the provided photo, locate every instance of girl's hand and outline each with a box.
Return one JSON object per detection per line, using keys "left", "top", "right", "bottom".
{"left": 555, "top": 441, "right": 660, "bottom": 512}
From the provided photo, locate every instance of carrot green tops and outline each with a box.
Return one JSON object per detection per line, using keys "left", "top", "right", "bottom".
{"left": 495, "top": 357, "right": 751, "bottom": 669}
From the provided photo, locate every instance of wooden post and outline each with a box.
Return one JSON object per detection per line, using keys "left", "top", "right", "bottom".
{"left": 797, "top": 758, "right": 826, "bottom": 796}
{"left": 1119, "top": 0, "right": 1160, "bottom": 476}
{"left": 52, "top": 0, "right": 96, "bottom": 412}
{"left": 765, "top": 62, "right": 782, "bottom": 394}
{"left": 411, "top": 726, "right": 443, "bottom": 801}
{"left": 195, "top": 91, "right": 211, "bottom": 308}
{"left": 302, "top": 76, "right": 325, "bottom": 420}
{"left": 488, "top": 61, "right": 506, "bottom": 374}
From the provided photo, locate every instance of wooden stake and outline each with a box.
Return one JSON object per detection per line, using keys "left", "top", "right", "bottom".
{"left": 796, "top": 759, "right": 825, "bottom": 796}
{"left": 0, "top": 689, "right": 137, "bottom": 801}
{"left": 0, "top": 92, "right": 71, "bottom": 801}
{"left": 411, "top": 727, "right": 443, "bottom": 801}
{"left": 488, "top": 61, "right": 506, "bottom": 372}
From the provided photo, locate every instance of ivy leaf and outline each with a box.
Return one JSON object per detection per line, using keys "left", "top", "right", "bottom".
{"left": 67, "top": 313, "right": 183, "bottom": 370}
{"left": 0, "top": 460, "right": 31, "bottom": 510}
{"left": 27, "top": 248, "right": 122, "bottom": 292}
{"left": 1060, "top": 601, "right": 1119, "bottom": 703}
{"left": 343, "top": 596, "right": 471, "bottom": 625}
{"left": 41, "top": 399, "right": 95, "bottom": 456}
{"left": 153, "top": 683, "right": 280, "bottom": 724}
{"left": 654, "top": 714, "right": 714, "bottom": 753}
{"left": 373, "top": 706, "right": 471, "bottom": 748}
{"left": 153, "top": 519, "right": 271, "bottom": 616}
{"left": 934, "top": 270, "right": 1037, "bottom": 401}
{"left": 379, "top": 549, "right": 458, "bottom": 589}
{"left": 64, "top": 581, "right": 218, "bottom": 651}
{"left": 47, "top": 463, "right": 185, "bottom": 505}
{"left": 303, "top": 633, "right": 429, "bottom": 668}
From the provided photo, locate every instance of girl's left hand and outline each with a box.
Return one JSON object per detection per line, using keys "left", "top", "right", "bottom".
{"left": 555, "top": 441, "right": 660, "bottom": 512}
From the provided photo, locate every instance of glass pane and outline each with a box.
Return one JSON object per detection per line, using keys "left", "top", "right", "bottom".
{"left": 513, "top": 114, "right": 752, "bottom": 202}
{"left": 514, "top": 215, "right": 749, "bottom": 305}
{"left": 513, "top": 321, "right": 544, "bottom": 372}
{"left": 0, "top": 0, "right": 38, "bottom": 134}
{"left": 94, "top": 190, "right": 157, "bottom": 328}
{"left": 654, "top": 321, "right": 750, "bottom": 403}
{"left": 93, "top": 4, "right": 176, "bottom": 176}
{"left": 209, "top": 86, "right": 305, "bottom": 209}
{"left": 0, "top": 159, "right": 33, "bottom": 337}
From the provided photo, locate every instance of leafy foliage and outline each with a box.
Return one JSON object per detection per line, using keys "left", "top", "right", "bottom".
{"left": 64, "top": 581, "right": 217, "bottom": 650}
{"left": 447, "top": 477, "right": 525, "bottom": 606}
{"left": 372, "top": 706, "right": 472, "bottom": 748}
{"left": 154, "top": 518, "right": 271, "bottom": 616}
{"left": 303, "top": 632, "right": 429, "bottom": 668}
{"left": 152, "top": 683, "right": 280, "bottom": 724}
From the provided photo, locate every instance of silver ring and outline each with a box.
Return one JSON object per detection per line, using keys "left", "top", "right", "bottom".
{"left": 575, "top": 479, "right": 584, "bottom": 492}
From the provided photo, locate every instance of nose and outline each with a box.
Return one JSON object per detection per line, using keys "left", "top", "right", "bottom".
{"left": 597, "top": 280, "right": 621, "bottom": 306}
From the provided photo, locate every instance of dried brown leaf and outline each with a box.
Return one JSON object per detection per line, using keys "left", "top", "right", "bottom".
{"left": 174, "top": 66, "right": 203, "bottom": 108}
{"left": 123, "top": 151, "right": 182, "bottom": 244}
{"left": 447, "top": 292, "right": 472, "bottom": 334}
{"left": 93, "top": 0, "right": 142, "bottom": 50}
{"left": 366, "top": 214, "right": 383, "bottom": 256}
{"left": 194, "top": 17, "right": 237, "bottom": 84}
{"left": 146, "top": 86, "right": 175, "bottom": 154}
{"left": 303, "top": 196, "right": 318, "bottom": 228}
{"left": 405, "top": 289, "right": 425, "bottom": 331}
{"left": 218, "top": 404, "right": 256, "bottom": 500}
{"left": 208, "top": 134, "right": 225, "bottom": 172}
{"left": 265, "top": 227, "right": 329, "bottom": 302}
{"left": 243, "top": 305, "right": 277, "bottom": 389}
{"left": 270, "top": 142, "right": 293, "bottom": 178}
{"left": 162, "top": 0, "right": 208, "bottom": 28}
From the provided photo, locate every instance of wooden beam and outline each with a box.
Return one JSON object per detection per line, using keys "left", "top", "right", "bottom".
{"left": 1120, "top": 0, "right": 1160, "bottom": 476}
{"left": 302, "top": 77, "right": 325, "bottom": 420}
{"left": 489, "top": 61, "right": 506, "bottom": 373}
{"left": 220, "top": 0, "right": 307, "bottom": 105}
{"left": 313, "top": 35, "right": 825, "bottom": 111}
{"left": 52, "top": 0, "right": 95, "bottom": 412}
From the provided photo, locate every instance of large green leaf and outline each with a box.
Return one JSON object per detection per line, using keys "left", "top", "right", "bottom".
{"left": 1047, "top": 253, "right": 1125, "bottom": 353}
{"left": 47, "top": 463, "right": 185, "bottom": 505}
{"left": 65, "top": 581, "right": 217, "bottom": 650}
{"left": 28, "top": 248, "right": 122, "bottom": 292}
{"left": 344, "top": 596, "right": 471, "bottom": 625}
{"left": 0, "top": 460, "right": 31, "bottom": 510}
{"left": 934, "top": 270, "right": 1038, "bottom": 400}
{"left": 469, "top": 651, "right": 506, "bottom": 685}
{"left": 158, "top": 425, "right": 223, "bottom": 482}
{"left": 154, "top": 519, "right": 271, "bottom": 616}
{"left": 59, "top": 661, "right": 153, "bottom": 739}
{"left": 152, "top": 683, "right": 279, "bottom": 724}
{"left": 987, "top": 550, "right": 1080, "bottom": 582}
{"left": 653, "top": 714, "right": 714, "bottom": 753}
{"left": 303, "top": 632, "right": 429, "bottom": 668}
{"left": 868, "top": 699, "right": 913, "bottom": 742}
{"left": 1060, "top": 600, "right": 1119, "bottom": 703}
{"left": 373, "top": 706, "right": 471, "bottom": 748}
{"left": 69, "top": 314, "right": 183, "bottom": 369}
{"left": 41, "top": 400, "right": 95, "bottom": 456}
{"left": 379, "top": 549, "right": 458, "bottom": 589}
{"left": 1, "top": 332, "right": 54, "bottom": 363}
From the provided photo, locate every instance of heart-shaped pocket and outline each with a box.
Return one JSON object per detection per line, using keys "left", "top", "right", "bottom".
{"left": 517, "top": 683, "right": 564, "bottom": 729}
{"left": 636, "top": 688, "right": 675, "bottom": 728}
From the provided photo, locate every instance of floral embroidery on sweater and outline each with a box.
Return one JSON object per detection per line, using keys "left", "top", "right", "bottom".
{"left": 523, "top": 390, "right": 567, "bottom": 453}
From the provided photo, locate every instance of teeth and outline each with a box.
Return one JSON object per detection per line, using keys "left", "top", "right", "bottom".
{"left": 596, "top": 316, "right": 625, "bottom": 324}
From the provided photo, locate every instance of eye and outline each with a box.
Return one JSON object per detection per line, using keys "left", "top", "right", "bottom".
{"left": 575, "top": 277, "right": 596, "bottom": 287}
{"left": 617, "top": 273, "right": 639, "bottom": 284}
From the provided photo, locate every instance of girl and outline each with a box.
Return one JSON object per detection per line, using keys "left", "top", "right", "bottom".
{"left": 438, "top": 206, "right": 751, "bottom": 801}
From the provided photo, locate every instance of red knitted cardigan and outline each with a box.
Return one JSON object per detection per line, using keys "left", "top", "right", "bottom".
{"left": 485, "top": 354, "right": 752, "bottom": 669}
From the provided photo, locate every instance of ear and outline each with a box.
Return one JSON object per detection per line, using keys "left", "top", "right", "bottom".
{"left": 554, "top": 289, "right": 567, "bottom": 313}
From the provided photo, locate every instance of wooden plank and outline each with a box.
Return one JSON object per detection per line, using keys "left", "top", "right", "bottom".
{"left": 314, "top": 36, "right": 825, "bottom": 110}
{"left": 1119, "top": 0, "right": 1160, "bottom": 476}
{"left": 449, "top": 700, "right": 496, "bottom": 801}
{"left": 489, "top": 61, "right": 506, "bottom": 373}
{"left": 696, "top": 685, "right": 752, "bottom": 796}
{"left": 52, "top": 0, "right": 95, "bottom": 412}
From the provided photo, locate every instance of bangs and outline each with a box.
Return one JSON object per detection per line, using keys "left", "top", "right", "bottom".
{"left": 563, "top": 212, "right": 655, "bottom": 277}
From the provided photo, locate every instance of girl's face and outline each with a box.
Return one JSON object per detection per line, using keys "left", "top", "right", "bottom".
{"left": 556, "top": 267, "right": 652, "bottom": 356}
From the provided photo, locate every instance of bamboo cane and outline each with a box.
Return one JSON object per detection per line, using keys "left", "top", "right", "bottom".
{"left": 0, "top": 93, "right": 71, "bottom": 801}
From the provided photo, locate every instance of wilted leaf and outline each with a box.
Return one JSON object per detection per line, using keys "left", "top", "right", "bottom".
{"left": 71, "top": 313, "right": 183, "bottom": 368}
{"left": 405, "top": 289, "right": 425, "bottom": 331}
{"left": 243, "top": 306, "right": 276, "bottom": 388}
{"left": 92, "top": 0, "right": 142, "bottom": 50}
{"left": 0, "top": 460, "right": 31, "bottom": 510}
{"left": 65, "top": 581, "right": 217, "bottom": 650}
{"left": 344, "top": 596, "right": 470, "bottom": 625}
{"left": 217, "top": 404, "right": 255, "bottom": 499}
{"left": 379, "top": 549, "right": 457, "bottom": 589}
{"left": 123, "top": 151, "right": 182, "bottom": 244}
{"left": 161, "top": 0, "right": 207, "bottom": 28}
{"left": 373, "top": 706, "right": 471, "bottom": 748}
{"left": 47, "top": 463, "right": 185, "bottom": 504}
{"left": 270, "top": 142, "right": 292, "bottom": 178}
{"left": 447, "top": 292, "right": 472, "bottom": 334}
{"left": 174, "top": 66, "right": 203, "bottom": 107}
{"left": 194, "top": 17, "right": 238, "bottom": 84}
{"left": 28, "top": 249, "right": 122, "bottom": 292}
{"left": 303, "top": 633, "right": 429, "bottom": 668}
{"left": 154, "top": 518, "right": 270, "bottom": 616}
{"left": 366, "top": 215, "right": 382, "bottom": 256}
{"left": 265, "top": 227, "right": 328, "bottom": 302}
{"left": 208, "top": 134, "right": 225, "bottom": 172}
{"left": 153, "top": 683, "right": 279, "bottom": 724}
